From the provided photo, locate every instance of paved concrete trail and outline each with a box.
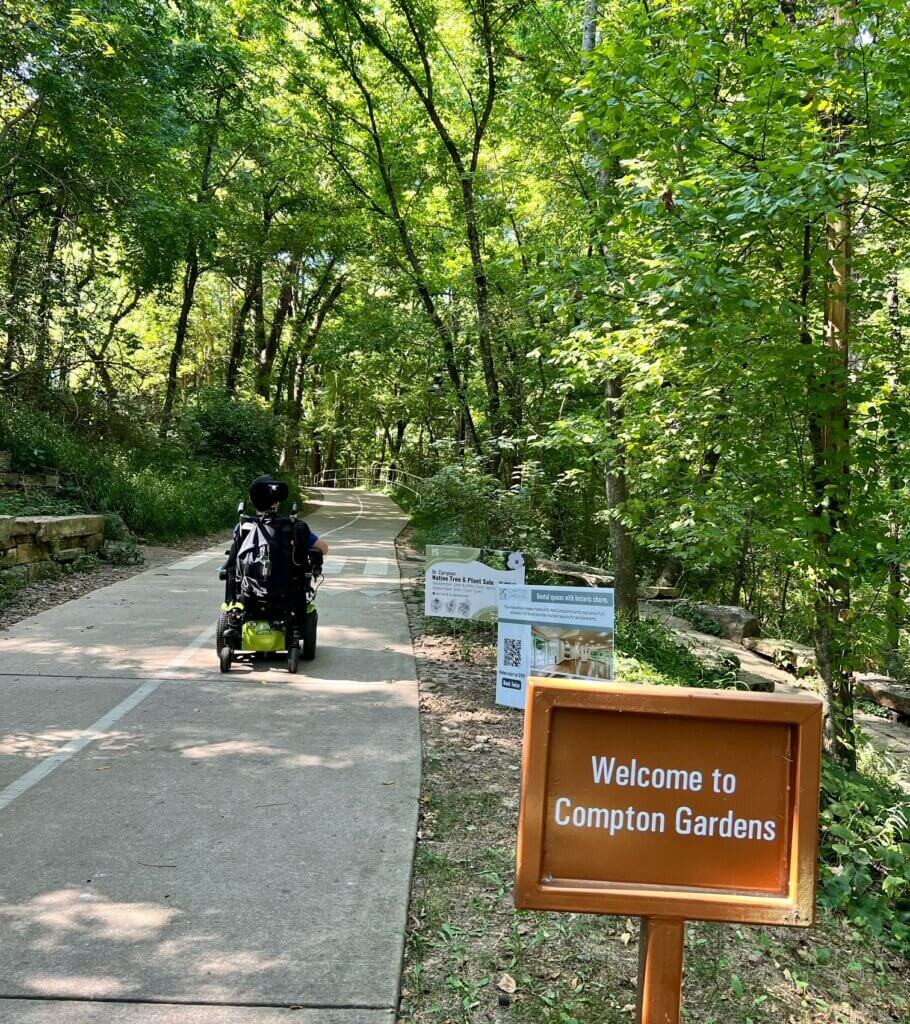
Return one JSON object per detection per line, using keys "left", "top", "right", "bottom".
{"left": 0, "top": 490, "right": 419, "bottom": 1024}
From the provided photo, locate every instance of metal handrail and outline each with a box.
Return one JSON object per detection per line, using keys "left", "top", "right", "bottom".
{"left": 300, "top": 465, "right": 424, "bottom": 498}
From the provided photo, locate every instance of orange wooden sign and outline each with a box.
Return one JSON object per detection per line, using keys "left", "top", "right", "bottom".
{"left": 516, "top": 678, "right": 823, "bottom": 926}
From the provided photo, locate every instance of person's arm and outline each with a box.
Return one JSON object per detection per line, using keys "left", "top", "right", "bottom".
{"left": 304, "top": 524, "right": 328, "bottom": 555}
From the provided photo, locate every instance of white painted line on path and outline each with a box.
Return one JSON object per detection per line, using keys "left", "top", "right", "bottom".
{"left": 318, "top": 493, "right": 365, "bottom": 537}
{"left": 0, "top": 622, "right": 215, "bottom": 813}
{"left": 0, "top": 491, "right": 369, "bottom": 812}
{"left": 322, "top": 557, "right": 347, "bottom": 576}
{"left": 172, "top": 550, "right": 224, "bottom": 571}
{"left": 364, "top": 558, "right": 389, "bottom": 576}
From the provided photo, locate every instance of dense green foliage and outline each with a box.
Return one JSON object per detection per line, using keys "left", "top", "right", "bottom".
{"left": 180, "top": 387, "right": 280, "bottom": 469}
{"left": 0, "top": 399, "right": 260, "bottom": 538}
{"left": 410, "top": 463, "right": 550, "bottom": 556}
{"left": 615, "top": 615, "right": 738, "bottom": 688}
{"left": 819, "top": 755, "right": 909, "bottom": 949}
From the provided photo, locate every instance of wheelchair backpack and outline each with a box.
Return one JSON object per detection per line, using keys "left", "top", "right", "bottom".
{"left": 235, "top": 515, "right": 291, "bottom": 601}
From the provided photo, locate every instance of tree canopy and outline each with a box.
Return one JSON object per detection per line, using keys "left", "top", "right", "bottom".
{"left": 4, "top": 0, "right": 910, "bottom": 766}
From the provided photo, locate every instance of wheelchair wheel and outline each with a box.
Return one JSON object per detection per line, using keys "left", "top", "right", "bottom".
{"left": 219, "top": 647, "right": 233, "bottom": 673}
{"left": 288, "top": 645, "right": 299, "bottom": 674}
{"left": 215, "top": 611, "right": 230, "bottom": 654}
{"left": 302, "top": 609, "right": 317, "bottom": 661}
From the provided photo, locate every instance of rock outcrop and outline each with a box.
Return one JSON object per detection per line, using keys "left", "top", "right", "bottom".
{"left": 691, "top": 603, "right": 761, "bottom": 641}
{"left": 855, "top": 674, "right": 910, "bottom": 719}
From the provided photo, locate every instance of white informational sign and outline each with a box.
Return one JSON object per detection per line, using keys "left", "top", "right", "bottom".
{"left": 424, "top": 545, "right": 525, "bottom": 621}
{"left": 496, "top": 585, "right": 615, "bottom": 709}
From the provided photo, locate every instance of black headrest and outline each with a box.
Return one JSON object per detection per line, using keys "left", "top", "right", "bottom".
{"left": 249, "top": 474, "right": 289, "bottom": 511}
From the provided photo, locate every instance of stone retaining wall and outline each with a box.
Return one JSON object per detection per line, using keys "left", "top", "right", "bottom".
{"left": 0, "top": 515, "right": 105, "bottom": 580}
{"left": 0, "top": 450, "right": 61, "bottom": 491}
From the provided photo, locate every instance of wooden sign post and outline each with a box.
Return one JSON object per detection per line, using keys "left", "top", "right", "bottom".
{"left": 515, "top": 679, "right": 823, "bottom": 1024}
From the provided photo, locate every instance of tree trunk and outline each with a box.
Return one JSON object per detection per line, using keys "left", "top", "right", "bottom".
{"left": 583, "top": 2, "right": 639, "bottom": 620}
{"left": 226, "top": 269, "right": 258, "bottom": 391}
{"left": 885, "top": 265, "right": 903, "bottom": 676}
{"left": 89, "top": 290, "right": 141, "bottom": 397}
{"left": 252, "top": 262, "right": 265, "bottom": 391}
{"left": 332, "top": 9, "right": 484, "bottom": 456}
{"left": 3, "top": 220, "right": 26, "bottom": 373}
{"left": 273, "top": 347, "right": 293, "bottom": 413}
{"left": 779, "top": 567, "right": 791, "bottom": 626}
{"left": 810, "top": 199, "right": 855, "bottom": 767}
{"left": 605, "top": 377, "right": 638, "bottom": 620}
{"left": 729, "top": 517, "right": 753, "bottom": 607}
{"left": 256, "top": 258, "right": 298, "bottom": 400}
{"left": 160, "top": 252, "right": 200, "bottom": 436}
{"left": 159, "top": 92, "right": 220, "bottom": 434}
{"left": 389, "top": 419, "right": 407, "bottom": 481}
{"left": 459, "top": 173, "right": 503, "bottom": 450}
{"left": 35, "top": 204, "right": 64, "bottom": 379}
{"left": 283, "top": 279, "right": 345, "bottom": 473}
{"left": 324, "top": 431, "right": 336, "bottom": 486}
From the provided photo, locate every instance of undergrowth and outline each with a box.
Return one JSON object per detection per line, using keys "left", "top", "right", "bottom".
{"left": 819, "top": 748, "right": 909, "bottom": 950}
{"left": 674, "top": 599, "right": 727, "bottom": 638}
{"left": 1, "top": 395, "right": 293, "bottom": 539}
{"left": 408, "top": 462, "right": 552, "bottom": 557}
{"left": 616, "top": 615, "right": 738, "bottom": 688}
{"left": 0, "top": 569, "right": 26, "bottom": 605}
{"left": 0, "top": 492, "right": 88, "bottom": 516}
{"left": 408, "top": 528, "right": 909, "bottom": 957}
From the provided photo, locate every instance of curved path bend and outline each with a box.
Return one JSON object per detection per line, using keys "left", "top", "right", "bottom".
{"left": 0, "top": 490, "right": 419, "bottom": 1024}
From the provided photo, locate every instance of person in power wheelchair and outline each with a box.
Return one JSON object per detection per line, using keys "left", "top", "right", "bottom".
{"left": 217, "top": 475, "right": 328, "bottom": 674}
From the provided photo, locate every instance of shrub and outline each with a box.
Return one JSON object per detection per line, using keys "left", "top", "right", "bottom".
{"left": 413, "top": 461, "right": 549, "bottom": 554}
{"left": 0, "top": 399, "right": 262, "bottom": 540}
{"left": 0, "top": 492, "right": 87, "bottom": 516}
{"left": 819, "top": 752, "right": 909, "bottom": 950}
{"left": 0, "top": 569, "right": 26, "bottom": 607}
{"left": 70, "top": 553, "right": 101, "bottom": 573}
{"left": 179, "top": 387, "right": 280, "bottom": 471}
{"left": 103, "top": 513, "right": 129, "bottom": 541}
{"left": 100, "top": 538, "right": 144, "bottom": 565}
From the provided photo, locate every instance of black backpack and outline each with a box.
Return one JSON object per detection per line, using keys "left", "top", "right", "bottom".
{"left": 235, "top": 515, "right": 291, "bottom": 601}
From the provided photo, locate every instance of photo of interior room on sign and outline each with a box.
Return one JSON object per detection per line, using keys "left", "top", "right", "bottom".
{"left": 531, "top": 626, "right": 614, "bottom": 680}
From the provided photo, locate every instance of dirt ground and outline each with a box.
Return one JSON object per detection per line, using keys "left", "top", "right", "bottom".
{"left": 394, "top": 531, "right": 908, "bottom": 1024}
{"left": 0, "top": 531, "right": 230, "bottom": 632}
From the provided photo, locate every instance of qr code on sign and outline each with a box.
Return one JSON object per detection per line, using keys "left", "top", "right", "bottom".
{"left": 504, "top": 637, "right": 522, "bottom": 668}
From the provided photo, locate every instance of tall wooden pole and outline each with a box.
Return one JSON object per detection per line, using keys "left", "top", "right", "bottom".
{"left": 636, "top": 917, "right": 685, "bottom": 1024}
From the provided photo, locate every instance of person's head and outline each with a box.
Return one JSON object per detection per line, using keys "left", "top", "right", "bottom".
{"left": 249, "top": 475, "right": 289, "bottom": 513}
